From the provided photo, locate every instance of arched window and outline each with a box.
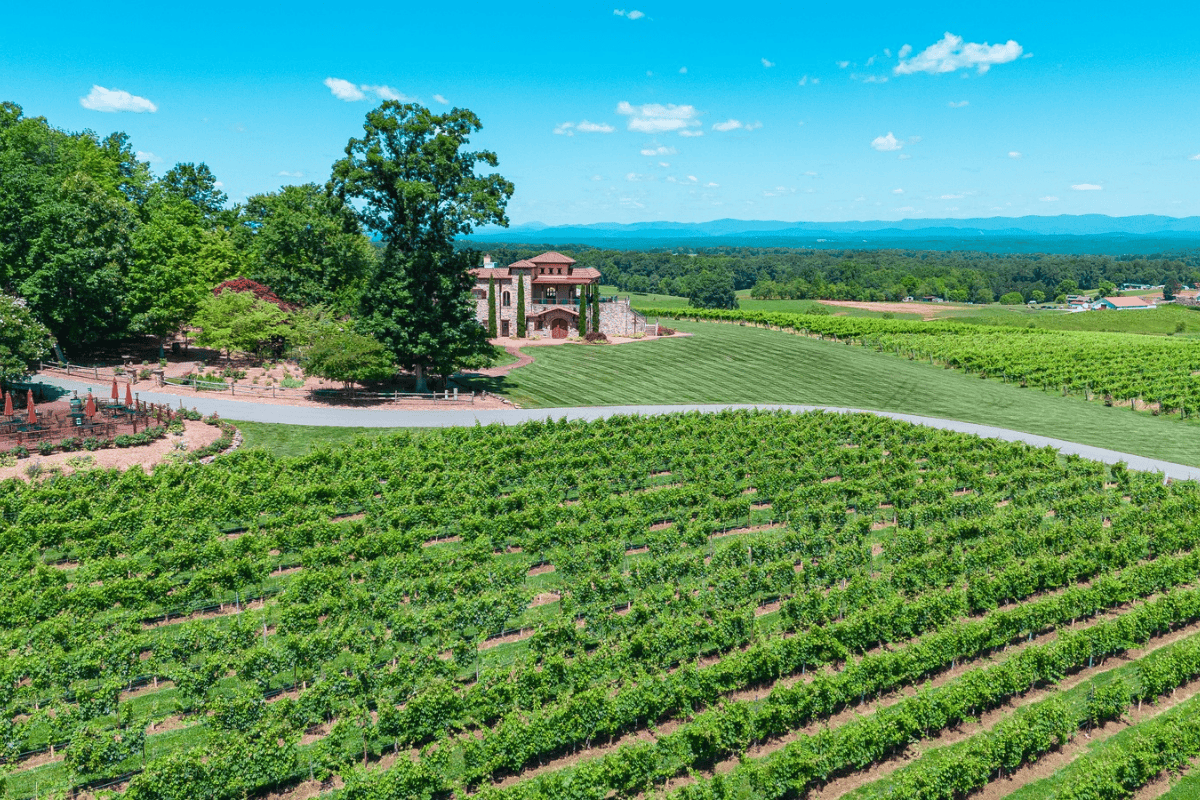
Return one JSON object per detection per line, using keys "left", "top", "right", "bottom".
{"left": 502, "top": 291, "right": 511, "bottom": 307}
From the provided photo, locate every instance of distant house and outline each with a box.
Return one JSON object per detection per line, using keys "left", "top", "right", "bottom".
{"left": 469, "top": 252, "right": 647, "bottom": 338}
{"left": 1096, "top": 296, "right": 1156, "bottom": 311}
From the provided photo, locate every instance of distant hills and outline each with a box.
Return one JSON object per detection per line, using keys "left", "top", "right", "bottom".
{"left": 462, "top": 215, "right": 1200, "bottom": 255}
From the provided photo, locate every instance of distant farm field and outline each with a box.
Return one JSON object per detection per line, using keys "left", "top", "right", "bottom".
{"left": 7, "top": 411, "right": 1200, "bottom": 800}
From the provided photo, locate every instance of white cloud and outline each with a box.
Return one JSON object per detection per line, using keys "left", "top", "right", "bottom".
{"left": 763, "top": 186, "right": 796, "bottom": 197}
{"left": 136, "top": 150, "right": 162, "bottom": 164}
{"left": 364, "top": 84, "right": 411, "bottom": 101}
{"left": 762, "top": 58, "right": 775, "bottom": 68}
{"left": 940, "top": 193, "right": 965, "bottom": 200}
{"left": 713, "top": 119, "right": 741, "bottom": 131}
{"left": 871, "top": 132, "right": 903, "bottom": 152}
{"left": 1008, "top": 151, "right": 1022, "bottom": 159}
{"left": 866, "top": 55, "right": 876, "bottom": 67}
{"left": 640, "top": 145, "right": 676, "bottom": 155}
{"left": 324, "top": 77, "right": 365, "bottom": 101}
{"left": 948, "top": 100, "right": 969, "bottom": 108}
{"left": 892, "top": 188, "right": 904, "bottom": 194}
{"left": 798, "top": 75, "right": 809, "bottom": 86}
{"left": 1072, "top": 183, "right": 1103, "bottom": 191}
{"left": 884, "top": 48, "right": 892, "bottom": 57}
{"left": 852, "top": 74, "right": 888, "bottom": 83}
{"left": 804, "top": 171, "right": 818, "bottom": 176}
{"left": 837, "top": 60, "right": 850, "bottom": 69}
{"left": 705, "top": 182, "right": 719, "bottom": 187}
{"left": 898, "top": 153, "right": 912, "bottom": 160}
{"left": 591, "top": 174, "right": 604, "bottom": 181}
{"left": 213, "top": 181, "right": 224, "bottom": 189}
{"left": 555, "top": 120, "right": 615, "bottom": 136}
{"left": 1040, "top": 196, "right": 1059, "bottom": 202}
{"left": 898, "top": 44, "right": 912, "bottom": 59}
{"left": 613, "top": 8, "right": 645, "bottom": 19}
{"left": 659, "top": 161, "right": 670, "bottom": 167}
{"left": 617, "top": 101, "right": 701, "bottom": 133}
{"left": 432, "top": 94, "right": 448, "bottom": 105}
{"left": 1189, "top": 153, "right": 1200, "bottom": 161}
{"left": 678, "top": 130, "right": 704, "bottom": 137}
{"left": 895, "top": 32, "right": 1023, "bottom": 75}
{"left": 277, "top": 170, "right": 304, "bottom": 178}
{"left": 79, "top": 85, "right": 157, "bottom": 113}
{"left": 679, "top": 66, "right": 687, "bottom": 74}
{"left": 626, "top": 172, "right": 646, "bottom": 181}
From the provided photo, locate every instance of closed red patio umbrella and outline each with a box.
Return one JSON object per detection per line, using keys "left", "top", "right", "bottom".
{"left": 85, "top": 393, "right": 97, "bottom": 418}
{"left": 26, "top": 389, "right": 36, "bottom": 425}
{"left": 125, "top": 382, "right": 133, "bottom": 407}
{"left": 111, "top": 377, "right": 119, "bottom": 401}
{"left": 3, "top": 392, "right": 11, "bottom": 418}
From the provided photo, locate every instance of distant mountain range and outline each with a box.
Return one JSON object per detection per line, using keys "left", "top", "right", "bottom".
{"left": 462, "top": 215, "right": 1200, "bottom": 255}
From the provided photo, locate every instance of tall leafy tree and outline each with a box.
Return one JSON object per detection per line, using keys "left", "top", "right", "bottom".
{"left": 127, "top": 191, "right": 240, "bottom": 341}
{"left": 235, "top": 184, "right": 376, "bottom": 313}
{"left": 577, "top": 287, "right": 587, "bottom": 334}
{"left": 591, "top": 285, "right": 600, "bottom": 333}
{"left": 331, "top": 102, "right": 513, "bottom": 390}
{"left": 191, "top": 290, "right": 289, "bottom": 361}
{"left": 161, "top": 162, "right": 229, "bottom": 225}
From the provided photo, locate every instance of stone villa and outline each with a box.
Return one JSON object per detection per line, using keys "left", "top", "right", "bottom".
{"left": 469, "top": 252, "right": 648, "bottom": 338}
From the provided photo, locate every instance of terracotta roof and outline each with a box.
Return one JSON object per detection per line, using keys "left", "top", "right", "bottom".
{"left": 1103, "top": 295, "right": 1155, "bottom": 308}
{"left": 508, "top": 259, "right": 536, "bottom": 268}
{"left": 572, "top": 267, "right": 601, "bottom": 279}
{"left": 469, "top": 267, "right": 511, "bottom": 279}
{"left": 530, "top": 251, "right": 577, "bottom": 265}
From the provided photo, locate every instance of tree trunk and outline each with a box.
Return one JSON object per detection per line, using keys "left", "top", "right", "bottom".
{"left": 414, "top": 364, "right": 428, "bottom": 393}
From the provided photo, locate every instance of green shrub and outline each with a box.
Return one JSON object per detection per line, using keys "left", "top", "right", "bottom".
{"left": 59, "top": 437, "right": 82, "bottom": 452}
{"left": 82, "top": 437, "right": 103, "bottom": 452}
{"left": 36, "top": 440, "right": 54, "bottom": 456}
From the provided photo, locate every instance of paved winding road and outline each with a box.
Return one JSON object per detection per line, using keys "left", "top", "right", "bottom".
{"left": 33, "top": 374, "right": 1200, "bottom": 481}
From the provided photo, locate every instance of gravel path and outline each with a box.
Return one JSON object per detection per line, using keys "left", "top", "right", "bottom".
{"left": 33, "top": 374, "right": 1200, "bottom": 481}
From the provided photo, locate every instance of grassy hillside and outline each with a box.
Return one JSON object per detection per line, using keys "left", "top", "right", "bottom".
{"left": 464, "top": 318, "right": 1200, "bottom": 466}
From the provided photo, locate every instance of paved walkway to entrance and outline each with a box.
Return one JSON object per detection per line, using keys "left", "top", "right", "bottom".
{"left": 33, "top": 374, "right": 1200, "bottom": 481}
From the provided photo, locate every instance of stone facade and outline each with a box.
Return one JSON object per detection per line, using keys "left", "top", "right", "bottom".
{"left": 470, "top": 252, "right": 646, "bottom": 338}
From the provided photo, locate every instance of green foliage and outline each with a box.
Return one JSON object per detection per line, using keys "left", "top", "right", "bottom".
{"left": 301, "top": 327, "right": 394, "bottom": 390}
{"left": 684, "top": 270, "right": 739, "bottom": 309}
{"left": 999, "top": 291, "right": 1025, "bottom": 305}
{"left": 578, "top": 284, "right": 587, "bottom": 333}
{"left": 191, "top": 290, "right": 289, "bottom": 360}
{"left": 0, "top": 294, "right": 52, "bottom": 380}
{"left": 236, "top": 183, "right": 376, "bottom": 313}
{"left": 591, "top": 284, "right": 600, "bottom": 333}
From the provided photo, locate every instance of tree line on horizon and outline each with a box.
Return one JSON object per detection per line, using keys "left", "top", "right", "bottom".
{"left": 476, "top": 243, "right": 1200, "bottom": 306}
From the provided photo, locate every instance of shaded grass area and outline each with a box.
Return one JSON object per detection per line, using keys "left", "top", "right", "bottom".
{"left": 460, "top": 318, "right": 1200, "bottom": 467}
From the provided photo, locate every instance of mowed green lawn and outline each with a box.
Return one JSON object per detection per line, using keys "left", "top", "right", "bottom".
{"left": 466, "top": 318, "right": 1200, "bottom": 467}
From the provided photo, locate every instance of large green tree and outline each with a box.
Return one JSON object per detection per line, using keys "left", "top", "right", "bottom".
{"left": 127, "top": 191, "right": 240, "bottom": 341}
{"left": 331, "top": 102, "right": 513, "bottom": 390}
{"left": 0, "top": 104, "right": 146, "bottom": 347}
{"left": 235, "top": 183, "right": 376, "bottom": 313}
{"left": 301, "top": 327, "right": 394, "bottom": 392}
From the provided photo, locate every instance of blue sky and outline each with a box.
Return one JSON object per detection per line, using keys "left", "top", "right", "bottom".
{"left": 4, "top": 1, "right": 1198, "bottom": 225}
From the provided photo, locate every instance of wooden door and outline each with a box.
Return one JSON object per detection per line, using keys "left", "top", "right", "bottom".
{"left": 551, "top": 318, "right": 568, "bottom": 338}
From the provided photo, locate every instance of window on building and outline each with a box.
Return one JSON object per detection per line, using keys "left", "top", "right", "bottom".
{"left": 502, "top": 291, "right": 511, "bottom": 306}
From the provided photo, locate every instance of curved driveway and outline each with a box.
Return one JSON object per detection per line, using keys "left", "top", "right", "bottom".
{"left": 34, "top": 375, "right": 1200, "bottom": 481}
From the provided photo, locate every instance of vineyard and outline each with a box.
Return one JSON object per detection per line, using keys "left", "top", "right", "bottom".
{"left": 644, "top": 306, "right": 1200, "bottom": 419}
{"left": 3, "top": 411, "right": 1200, "bottom": 799}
